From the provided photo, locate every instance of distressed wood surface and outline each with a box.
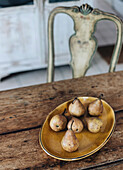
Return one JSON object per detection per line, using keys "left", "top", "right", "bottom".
{"left": 0, "top": 110, "right": 122, "bottom": 169}
{"left": 0, "top": 71, "right": 123, "bottom": 135}
{"left": 0, "top": 71, "right": 123, "bottom": 169}
{"left": 93, "top": 162, "right": 123, "bottom": 170}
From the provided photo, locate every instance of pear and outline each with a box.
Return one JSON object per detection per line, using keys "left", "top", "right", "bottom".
{"left": 69, "top": 98, "right": 85, "bottom": 117}
{"left": 67, "top": 117, "right": 83, "bottom": 133}
{"left": 50, "top": 109, "right": 67, "bottom": 132}
{"left": 86, "top": 117, "right": 103, "bottom": 133}
{"left": 61, "top": 120, "right": 79, "bottom": 152}
{"left": 88, "top": 97, "right": 103, "bottom": 116}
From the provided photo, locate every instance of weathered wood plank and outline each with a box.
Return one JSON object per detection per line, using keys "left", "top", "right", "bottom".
{"left": 91, "top": 161, "right": 123, "bottom": 170}
{"left": 0, "top": 71, "right": 123, "bottom": 134}
{"left": 0, "top": 111, "right": 122, "bottom": 170}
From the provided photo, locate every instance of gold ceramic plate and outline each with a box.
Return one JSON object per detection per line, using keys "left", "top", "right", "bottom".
{"left": 39, "top": 97, "right": 115, "bottom": 161}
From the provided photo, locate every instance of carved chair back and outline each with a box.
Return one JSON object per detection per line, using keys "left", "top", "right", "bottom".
{"left": 48, "top": 4, "right": 122, "bottom": 82}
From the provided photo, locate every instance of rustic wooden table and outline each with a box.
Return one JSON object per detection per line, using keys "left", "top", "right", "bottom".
{"left": 0, "top": 71, "right": 123, "bottom": 169}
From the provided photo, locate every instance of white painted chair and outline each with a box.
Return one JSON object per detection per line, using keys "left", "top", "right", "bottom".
{"left": 47, "top": 4, "right": 122, "bottom": 82}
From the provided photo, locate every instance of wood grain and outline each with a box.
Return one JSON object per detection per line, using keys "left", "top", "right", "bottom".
{"left": 92, "top": 162, "right": 123, "bottom": 170}
{"left": 0, "top": 111, "right": 122, "bottom": 170}
{"left": 0, "top": 71, "right": 123, "bottom": 135}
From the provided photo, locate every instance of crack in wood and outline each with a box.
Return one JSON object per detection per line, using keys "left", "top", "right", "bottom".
{"left": 80, "top": 159, "right": 123, "bottom": 170}
{"left": 0, "top": 125, "right": 41, "bottom": 136}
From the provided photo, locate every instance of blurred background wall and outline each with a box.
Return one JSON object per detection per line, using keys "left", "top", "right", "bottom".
{"left": 0, "top": 0, "right": 122, "bottom": 79}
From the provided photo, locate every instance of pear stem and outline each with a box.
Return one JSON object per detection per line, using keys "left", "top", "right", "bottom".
{"left": 72, "top": 97, "right": 78, "bottom": 104}
{"left": 62, "top": 108, "right": 67, "bottom": 116}
{"left": 99, "top": 94, "right": 103, "bottom": 113}
{"left": 99, "top": 94, "right": 103, "bottom": 100}
{"left": 70, "top": 120, "right": 74, "bottom": 130}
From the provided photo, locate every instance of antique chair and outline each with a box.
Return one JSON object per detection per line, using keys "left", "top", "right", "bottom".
{"left": 47, "top": 3, "right": 122, "bottom": 82}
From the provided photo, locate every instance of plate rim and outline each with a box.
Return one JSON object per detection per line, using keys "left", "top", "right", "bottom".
{"left": 39, "top": 96, "right": 115, "bottom": 161}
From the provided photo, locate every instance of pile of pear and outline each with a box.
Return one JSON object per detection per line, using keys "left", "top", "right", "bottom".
{"left": 50, "top": 97, "right": 103, "bottom": 152}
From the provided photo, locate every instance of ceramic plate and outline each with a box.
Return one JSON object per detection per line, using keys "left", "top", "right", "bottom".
{"left": 39, "top": 97, "right": 115, "bottom": 161}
